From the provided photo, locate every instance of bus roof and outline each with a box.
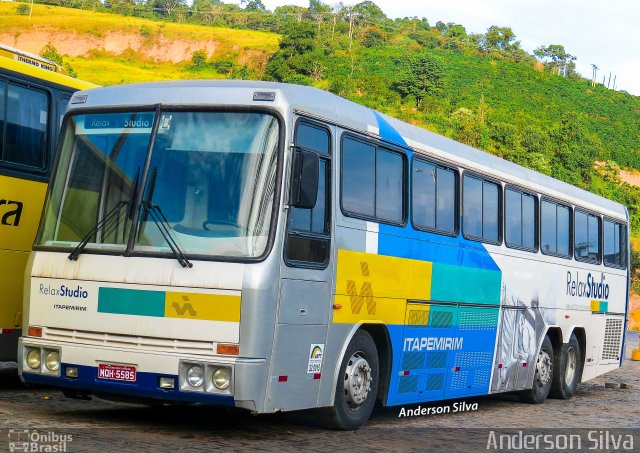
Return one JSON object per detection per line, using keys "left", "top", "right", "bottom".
{"left": 0, "top": 54, "right": 97, "bottom": 91}
{"left": 70, "top": 80, "right": 628, "bottom": 221}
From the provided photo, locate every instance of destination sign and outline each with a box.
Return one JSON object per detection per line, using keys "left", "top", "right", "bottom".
{"left": 83, "top": 113, "right": 155, "bottom": 130}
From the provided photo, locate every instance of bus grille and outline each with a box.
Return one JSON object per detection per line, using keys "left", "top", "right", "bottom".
{"left": 601, "top": 317, "right": 623, "bottom": 361}
{"left": 43, "top": 327, "right": 215, "bottom": 355}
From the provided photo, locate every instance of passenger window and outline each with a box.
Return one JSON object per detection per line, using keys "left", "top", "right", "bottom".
{"left": 604, "top": 220, "right": 626, "bottom": 268}
{"left": 541, "top": 200, "right": 571, "bottom": 257}
{"left": 341, "top": 136, "right": 405, "bottom": 224}
{"left": 286, "top": 121, "right": 331, "bottom": 267}
{"left": 505, "top": 188, "right": 537, "bottom": 250}
{"left": 412, "top": 159, "right": 457, "bottom": 234}
{"left": 463, "top": 174, "right": 500, "bottom": 243}
{"left": 2, "top": 84, "right": 48, "bottom": 168}
{"left": 376, "top": 148, "right": 403, "bottom": 222}
{"left": 574, "top": 210, "right": 601, "bottom": 262}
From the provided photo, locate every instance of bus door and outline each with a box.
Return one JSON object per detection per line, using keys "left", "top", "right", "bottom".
{"left": 267, "top": 118, "right": 333, "bottom": 411}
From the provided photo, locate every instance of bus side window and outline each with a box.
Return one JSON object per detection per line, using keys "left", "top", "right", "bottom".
{"left": 341, "top": 136, "right": 405, "bottom": 225}
{"left": 412, "top": 158, "right": 457, "bottom": 235}
{"left": 505, "top": 188, "right": 537, "bottom": 251}
{"left": 2, "top": 83, "right": 49, "bottom": 169}
{"left": 541, "top": 200, "right": 571, "bottom": 258}
{"left": 462, "top": 174, "right": 500, "bottom": 244}
{"left": 285, "top": 121, "right": 331, "bottom": 267}
{"left": 604, "top": 220, "right": 626, "bottom": 268}
{"left": 575, "top": 210, "right": 601, "bottom": 263}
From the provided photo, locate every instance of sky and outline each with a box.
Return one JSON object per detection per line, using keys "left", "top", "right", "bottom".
{"left": 228, "top": 0, "right": 640, "bottom": 95}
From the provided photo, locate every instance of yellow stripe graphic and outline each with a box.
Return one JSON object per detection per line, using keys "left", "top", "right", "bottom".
{"left": 333, "top": 250, "right": 432, "bottom": 324}
{"left": 165, "top": 292, "right": 241, "bottom": 322}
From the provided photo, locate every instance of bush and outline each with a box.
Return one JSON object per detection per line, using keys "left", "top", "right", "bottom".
{"left": 16, "top": 3, "right": 30, "bottom": 15}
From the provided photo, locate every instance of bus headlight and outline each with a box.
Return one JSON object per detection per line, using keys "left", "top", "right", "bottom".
{"left": 212, "top": 368, "right": 231, "bottom": 390}
{"left": 26, "top": 348, "right": 41, "bottom": 370}
{"left": 186, "top": 365, "right": 204, "bottom": 388}
{"left": 45, "top": 351, "right": 60, "bottom": 372}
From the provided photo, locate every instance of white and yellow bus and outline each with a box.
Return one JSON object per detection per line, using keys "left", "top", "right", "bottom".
{"left": 0, "top": 46, "right": 96, "bottom": 360}
{"left": 19, "top": 81, "right": 629, "bottom": 429}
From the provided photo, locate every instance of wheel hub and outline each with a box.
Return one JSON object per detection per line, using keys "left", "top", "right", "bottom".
{"left": 344, "top": 352, "right": 372, "bottom": 408}
{"left": 536, "top": 349, "right": 552, "bottom": 386}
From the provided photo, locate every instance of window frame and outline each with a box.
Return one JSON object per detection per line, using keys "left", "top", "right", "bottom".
{"left": 573, "top": 207, "right": 602, "bottom": 265}
{"left": 339, "top": 132, "right": 408, "bottom": 227}
{"left": 461, "top": 170, "right": 503, "bottom": 246}
{"left": 284, "top": 118, "right": 333, "bottom": 269}
{"left": 602, "top": 217, "right": 627, "bottom": 270}
{"left": 539, "top": 196, "right": 573, "bottom": 260}
{"left": 410, "top": 155, "right": 459, "bottom": 237}
{"left": 503, "top": 185, "right": 539, "bottom": 253}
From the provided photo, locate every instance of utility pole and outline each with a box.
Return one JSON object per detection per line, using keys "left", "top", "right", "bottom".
{"left": 608, "top": 71, "right": 612, "bottom": 88}
{"left": 591, "top": 64, "right": 598, "bottom": 87}
{"left": 613, "top": 75, "right": 617, "bottom": 90}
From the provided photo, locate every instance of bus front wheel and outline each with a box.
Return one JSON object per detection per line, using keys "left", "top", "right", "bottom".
{"left": 519, "top": 335, "right": 554, "bottom": 404}
{"left": 323, "top": 330, "right": 379, "bottom": 430}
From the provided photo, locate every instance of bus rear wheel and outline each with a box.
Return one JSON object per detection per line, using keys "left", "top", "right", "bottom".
{"left": 519, "top": 335, "right": 554, "bottom": 404}
{"left": 550, "top": 333, "right": 581, "bottom": 399}
{"left": 322, "top": 330, "right": 379, "bottom": 430}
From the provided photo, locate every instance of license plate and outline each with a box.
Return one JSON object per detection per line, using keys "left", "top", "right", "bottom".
{"left": 98, "top": 363, "right": 137, "bottom": 382}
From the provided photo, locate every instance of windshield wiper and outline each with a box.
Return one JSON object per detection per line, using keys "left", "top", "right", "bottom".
{"left": 68, "top": 200, "right": 128, "bottom": 261}
{"left": 142, "top": 201, "right": 193, "bottom": 269}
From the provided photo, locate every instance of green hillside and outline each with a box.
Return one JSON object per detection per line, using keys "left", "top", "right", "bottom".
{"left": 3, "top": 1, "right": 640, "bottom": 259}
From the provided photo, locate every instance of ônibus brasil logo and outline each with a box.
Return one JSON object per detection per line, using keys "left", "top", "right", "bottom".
{"left": 39, "top": 284, "right": 88, "bottom": 299}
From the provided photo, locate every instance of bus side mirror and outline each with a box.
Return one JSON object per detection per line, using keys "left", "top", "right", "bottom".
{"left": 290, "top": 148, "right": 319, "bottom": 209}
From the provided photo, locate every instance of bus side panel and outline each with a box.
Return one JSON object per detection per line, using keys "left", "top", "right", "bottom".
{"left": 0, "top": 175, "right": 47, "bottom": 331}
{"left": 331, "top": 221, "right": 503, "bottom": 407}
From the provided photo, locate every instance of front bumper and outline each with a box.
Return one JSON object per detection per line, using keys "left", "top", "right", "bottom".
{"left": 19, "top": 337, "right": 266, "bottom": 409}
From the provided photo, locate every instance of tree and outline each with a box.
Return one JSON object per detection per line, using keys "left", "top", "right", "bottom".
{"left": 534, "top": 44, "right": 577, "bottom": 76}
{"left": 265, "top": 21, "right": 321, "bottom": 84}
{"left": 241, "top": 0, "right": 266, "bottom": 12}
{"left": 393, "top": 53, "right": 445, "bottom": 106}
{"left": 482, "top": 26, "right": 519, "bottom": 51}
{"left": 445, "top": 24, "right": 467, "bottom": 40}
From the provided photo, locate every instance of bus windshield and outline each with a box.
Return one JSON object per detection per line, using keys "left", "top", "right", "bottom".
{"left": 38, "top": 110, "right": 280, "bottom": 260}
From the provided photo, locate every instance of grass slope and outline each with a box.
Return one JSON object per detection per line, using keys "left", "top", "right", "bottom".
{"left": 0, "top": 3, "right": 279, "bottom": 85}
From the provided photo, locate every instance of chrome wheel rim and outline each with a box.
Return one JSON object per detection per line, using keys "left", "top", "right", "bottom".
{"left": 535, "top": 349, "right": 552, "bottom": 387}
{"left": 344, "top": 351, "right": 372, "bottom": 408}
{"left": 565, "top": 347, "right": 577, "bottom": 387}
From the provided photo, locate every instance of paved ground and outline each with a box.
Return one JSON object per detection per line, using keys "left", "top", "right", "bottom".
{"left": 0, "top": 332, "right": 638, "bottom": 452}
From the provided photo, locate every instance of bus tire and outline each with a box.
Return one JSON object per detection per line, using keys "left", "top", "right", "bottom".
{"left": 323, "top": 330, "right": 379, "bottom": 430}
{"left": 519, "top": 335, "right": 554, "bottom": 404}
{"left": 550, "top": 333, "right": 581, "bottom": 399}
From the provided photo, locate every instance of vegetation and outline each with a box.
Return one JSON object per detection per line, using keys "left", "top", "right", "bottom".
{"left": 2, "top": 0, "right": 640, "bottom": 284}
